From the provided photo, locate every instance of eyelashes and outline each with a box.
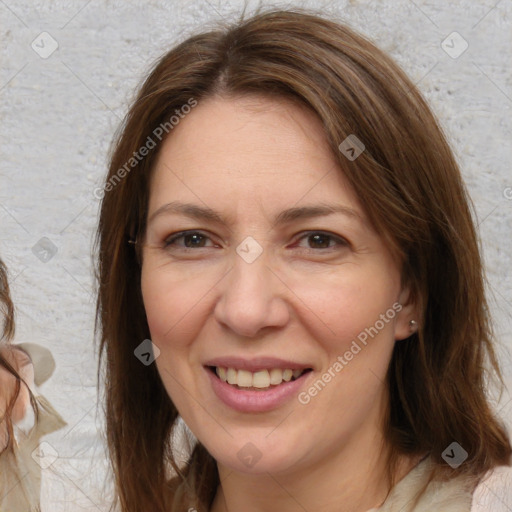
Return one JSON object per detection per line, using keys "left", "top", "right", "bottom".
{"left": 164, "top": 231, "right": 216, "bottom": 249}
{"left": 163, "top": 230, "right": 350, "bottom": 252}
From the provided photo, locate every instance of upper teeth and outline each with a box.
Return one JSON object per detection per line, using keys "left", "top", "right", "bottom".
{"left": 215, "top": 367, "right": 305, "bottom": 388}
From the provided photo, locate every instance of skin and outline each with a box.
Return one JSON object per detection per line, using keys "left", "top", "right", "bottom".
{"left": 141, "top": 95, "right": 421, "bottom": 512}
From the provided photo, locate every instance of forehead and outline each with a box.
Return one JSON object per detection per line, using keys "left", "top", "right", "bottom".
{"left": 148, "top": 95, "right": 361, "bottom": 216}
{"left": 156, "top": 95, "right": 334, "bottom": 169}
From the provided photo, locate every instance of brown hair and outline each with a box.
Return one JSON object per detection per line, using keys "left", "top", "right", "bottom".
{"left": 95, "top": 7, "right": 512, "bottom": 512}
{"left": 0, "top": 259, "right": 39, "bottom": 455}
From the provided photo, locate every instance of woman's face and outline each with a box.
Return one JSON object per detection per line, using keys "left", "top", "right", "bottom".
{"left": 141, "top": 95, "right": 415, "bottom": 476}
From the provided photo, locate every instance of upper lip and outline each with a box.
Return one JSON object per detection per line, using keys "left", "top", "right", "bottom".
{"left": 204, "top": 356, "right": 313, "bottom": 372}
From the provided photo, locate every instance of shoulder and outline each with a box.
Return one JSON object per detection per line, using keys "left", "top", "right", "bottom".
{"left": 377, "top": 455, "right": 476, "bottom": 512}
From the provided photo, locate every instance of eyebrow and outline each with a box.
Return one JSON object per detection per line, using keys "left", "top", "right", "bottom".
{"left": 147, "top": 200, "right": 362, "bottom": 227}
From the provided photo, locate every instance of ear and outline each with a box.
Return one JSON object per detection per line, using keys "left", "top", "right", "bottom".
{"left": 394, "top": 283, "right": 420, "bottom": 341}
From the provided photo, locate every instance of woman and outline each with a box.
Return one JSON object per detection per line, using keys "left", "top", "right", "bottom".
{"left": 0, "top": 259, "right": 67, "bottom": 511}
{"left": 95, "top": 8, "right": 511, "bottom": 512}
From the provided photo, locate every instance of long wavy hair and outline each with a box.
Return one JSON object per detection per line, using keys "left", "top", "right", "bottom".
{"left": 95, "top": 7, "right": 512, "bottom": 512}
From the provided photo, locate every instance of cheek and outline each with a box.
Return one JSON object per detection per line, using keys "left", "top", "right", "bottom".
{"left": 141, "top": 264, "right": 211, "bottom": 345}
{"left": 140, "top": 266, "right": 209, "bottom": 412}
{"left": 292, "top": 272, "right": 399, "bottom": 427}
{"left": 288, "top": 264, "right": 401, "bottom": 349}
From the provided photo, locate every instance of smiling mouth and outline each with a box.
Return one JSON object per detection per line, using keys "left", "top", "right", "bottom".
{"left": 207, "top": 365, "right": 313, "bottom": 391}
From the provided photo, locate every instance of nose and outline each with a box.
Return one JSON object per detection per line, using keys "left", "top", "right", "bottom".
{"left": 213, "top": 249, "right": 290, "bottom": 338}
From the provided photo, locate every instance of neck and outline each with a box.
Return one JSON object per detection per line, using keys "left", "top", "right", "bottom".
{"left": 209, "top": 423, "right": 420, "bottom": 512}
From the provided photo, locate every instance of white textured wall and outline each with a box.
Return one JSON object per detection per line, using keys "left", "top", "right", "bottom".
{"left": 1, "top": 0, "right": 511, "bottom": 510}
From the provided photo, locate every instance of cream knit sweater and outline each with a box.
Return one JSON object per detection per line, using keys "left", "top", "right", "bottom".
{"left": 368, "top": 455, "right": 476, "bottom": 512}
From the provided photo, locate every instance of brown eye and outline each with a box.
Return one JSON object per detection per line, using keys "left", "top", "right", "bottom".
{"left": 164, "top": 231, "right": 214, "bottom": 249}
{"left": 295, "top": 231, "right": 348, "bottom": 250}
{"left": 307, "top": 233, "right": 331, "bottom": 249}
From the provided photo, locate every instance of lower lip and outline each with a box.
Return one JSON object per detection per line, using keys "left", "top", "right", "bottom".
{"left": 205, "top": 367, "right": 312, "bottom": 413}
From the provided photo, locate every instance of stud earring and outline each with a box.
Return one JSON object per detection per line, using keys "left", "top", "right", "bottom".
{"left": 409, "top": 320, "right": 418, "bottom": 333}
